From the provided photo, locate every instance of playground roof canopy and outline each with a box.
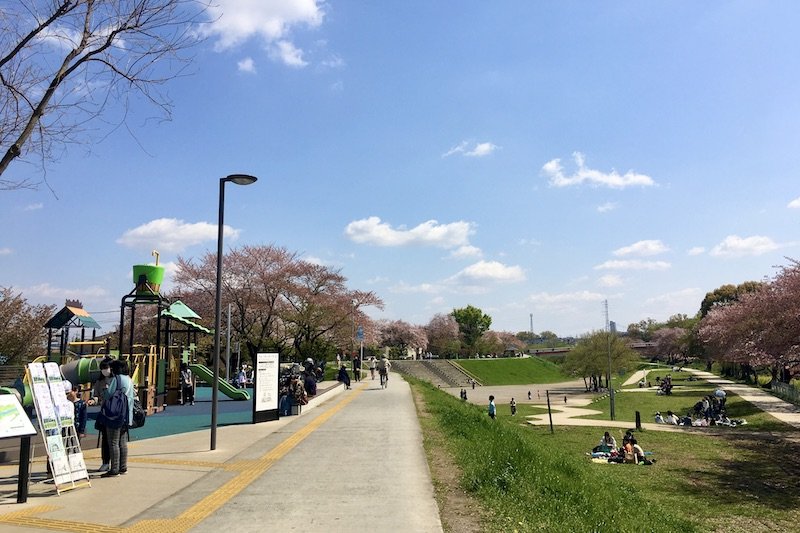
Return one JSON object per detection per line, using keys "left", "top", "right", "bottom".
{"left": 161, "top": 301, "right": 211, "bottom": 334}
{"left": 44, "top": 305, "right": 101, "bottom": 330}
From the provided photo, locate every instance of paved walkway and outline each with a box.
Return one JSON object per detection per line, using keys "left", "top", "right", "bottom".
{"left": 0, "top": 375, "right": 442, "bottom": 533}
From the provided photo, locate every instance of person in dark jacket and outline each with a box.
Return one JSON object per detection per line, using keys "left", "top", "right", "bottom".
{"left": 337, "top": 365, "right": 351, "bottom": 389}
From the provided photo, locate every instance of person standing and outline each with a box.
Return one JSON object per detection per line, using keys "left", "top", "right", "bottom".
{"left": 89, "top": 357, "right": 114, "bottom": 472}
{"left": 180, "top": 363, "right": 194, "bottom": 405}
{"left": 352, "top": 353, "right": 361, "bottom": 382}
{"left": 101, "top": 359, "right": 135, "bottom": 477}
{"left": 368, "top": 356, "right": 377, "bottom": 380}
{"left": 488, "top": 395, "right": 496, "bottom": 419}
{"left": 510, "top": 398, "right": 517, "bottom": 416}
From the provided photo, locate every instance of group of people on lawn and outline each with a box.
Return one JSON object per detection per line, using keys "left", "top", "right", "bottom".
{"left": 591, "top": 430, "right": 654, "bottom": 465}
{"left": 653, "top": 390, "right": 745, "bottom": 427}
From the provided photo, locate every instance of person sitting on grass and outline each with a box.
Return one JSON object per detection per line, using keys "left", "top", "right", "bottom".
{"left": 592, "top": 431, "right": 617, "bottom": 453}
{"left": 665, "top": 410, "right": 680, "bottom": 425}
{"left": 654, "top": 411, "right": 665, "bottom": 424}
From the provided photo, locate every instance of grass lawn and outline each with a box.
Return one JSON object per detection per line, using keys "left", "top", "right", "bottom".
{"left": 411, "top": 377, "right": 800, "bottom": 532}
{"left": 455, "top": 356, "right": 571, "bottom": 385}
{"left": 582, "top": 371, "right": 796, "bottom": 432}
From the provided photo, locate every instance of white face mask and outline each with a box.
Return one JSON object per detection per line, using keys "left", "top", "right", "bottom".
{"left": 101, "top": 368, "right": 111, "bottom": 377}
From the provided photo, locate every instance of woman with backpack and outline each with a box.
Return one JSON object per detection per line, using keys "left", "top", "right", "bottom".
{"left": 99, "top": 359, "right": 136, "bottom": 477}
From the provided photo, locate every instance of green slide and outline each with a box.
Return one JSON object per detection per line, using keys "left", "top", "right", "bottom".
{"left": 189, "top": 364, "right": 250, "bottom": 401}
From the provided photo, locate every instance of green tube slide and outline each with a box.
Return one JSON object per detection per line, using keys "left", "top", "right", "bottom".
{"left": 60, "top": 357, "right": 101, "bottom": 386}
{"left": 189, "top": 364, "right": 250, "bottom": 401}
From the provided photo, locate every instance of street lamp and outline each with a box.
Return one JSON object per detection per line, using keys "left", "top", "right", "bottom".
{"left": 211, "top": 174, "right": 257, "bottom": 451}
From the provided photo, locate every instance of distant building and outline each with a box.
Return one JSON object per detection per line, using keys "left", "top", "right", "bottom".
{"left": 609, "top": 321, "right": 617, "bottom": 334}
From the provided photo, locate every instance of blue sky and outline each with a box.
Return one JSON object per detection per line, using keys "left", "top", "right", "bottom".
{"left": 2, "top": 1, "right": 800, "bottom": 336}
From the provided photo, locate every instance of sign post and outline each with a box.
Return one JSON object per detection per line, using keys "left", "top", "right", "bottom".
{"left": 252, "top": 353, "right": 279, "bottom": 423}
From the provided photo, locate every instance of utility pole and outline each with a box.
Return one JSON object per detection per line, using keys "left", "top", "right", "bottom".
{"left": 604, "top": 300, "right": 615, "bottom": 420}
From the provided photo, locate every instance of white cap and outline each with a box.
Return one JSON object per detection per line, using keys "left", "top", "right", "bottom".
{"left": 63, "top": 379, "right": 73, "bottom": 392}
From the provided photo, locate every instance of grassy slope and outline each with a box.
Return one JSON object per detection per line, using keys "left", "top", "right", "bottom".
{"left": 456, "top": 357, "right": 571, "bottom": 385}
{"left": 412, "top": 378, "right": 695, "bottom": 532}
{"left": 412, "top": 378, "right": 800, "bottom": 532}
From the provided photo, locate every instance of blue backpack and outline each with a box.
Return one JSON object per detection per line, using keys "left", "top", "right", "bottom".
{"left": 97, "top": 376, "right": 129, "bottom": 429}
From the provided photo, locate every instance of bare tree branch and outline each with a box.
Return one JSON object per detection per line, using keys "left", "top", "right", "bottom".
{"left": 0, "top": 0, "right": 209, "bottom": 189}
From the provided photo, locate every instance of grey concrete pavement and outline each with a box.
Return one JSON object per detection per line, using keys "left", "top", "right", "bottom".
{"left": 0, "top": 374, "right": 442, "bottom": 533}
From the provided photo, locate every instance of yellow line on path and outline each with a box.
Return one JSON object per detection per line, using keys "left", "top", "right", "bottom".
{"left": 0, "top": 384, "right": 365, "bottom": 533}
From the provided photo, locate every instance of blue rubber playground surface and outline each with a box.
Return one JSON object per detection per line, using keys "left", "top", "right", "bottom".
{"left": 84, "top": 385, "right": 255, "bottom": 442}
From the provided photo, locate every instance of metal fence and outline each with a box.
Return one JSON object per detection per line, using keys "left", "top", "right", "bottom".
{"left": 771, "top": 380, "right": 800, "bottom": 404}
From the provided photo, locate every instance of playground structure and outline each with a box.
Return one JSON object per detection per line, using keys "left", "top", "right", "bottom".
{"left": 5, "top": 254, "right": 250, "bottom": 411}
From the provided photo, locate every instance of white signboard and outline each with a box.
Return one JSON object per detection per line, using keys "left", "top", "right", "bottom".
{"left": 255, "top": 353, "right": 279, "bottom": 411}
{"left": 0, "top": 395, "right": 37, "bottom": 439}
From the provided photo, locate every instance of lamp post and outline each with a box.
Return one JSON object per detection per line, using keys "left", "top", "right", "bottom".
{"left": 211, "top": 174, "right": 257, "bottom": 451}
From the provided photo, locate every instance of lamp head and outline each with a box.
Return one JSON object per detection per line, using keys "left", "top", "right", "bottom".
{"left": 224, "top": 174, "right": 258, "bottom": 186}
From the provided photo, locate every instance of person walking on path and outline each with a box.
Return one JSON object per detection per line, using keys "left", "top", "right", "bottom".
{"left": 488, "top": 395, "right": 496, "bottom": 419}
{"left": 337, "top": 364, "right": 351, "bottom": 389}
{"left": 368, "top": 356, "right": 377, "bottom": 380}
{"left": 527, "top": 390, "right": 532, "bottom": 401}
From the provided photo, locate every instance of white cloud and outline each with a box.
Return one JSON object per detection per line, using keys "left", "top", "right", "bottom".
{"left": 321, "top": 54, "right": 344, "bottom": 68}
{"left": 0, "top": 247, "right": 12, "bottom": 255}
{"left": 465, "top": 142, "right": 499, "bottom": 157}
{"left": 687, "top": 246, "right": 706, "bottom": 256}
{"left": 450, "top": 260, "right": 525, "bottom": 283}
{"left": 543, "top": 152, "right": 655, "bottom": 189}
{"left": 442, "top": 140, "right": 499, "bottom": 158}
{"left": 788, "top": 197, "right": 800, "bottom": 208}
{"left": 366, "top": 276, "right": 389, "bottom": 285}
{"left": 202, "top": 0, "right": 324, "bottom": 65}
{"left": 24, "top": 203, "right": 43, "bottom": 211}
{"left": 344, "top": 217, "right": 474, "bottom": 249}
{"left": 529, "top": 290, "right": 606, "bottom": 305}
{"left": 237, "top": 57, "right": 256, "bottom": 73}
{"left": 644, "top": 288, "right": 703, "bottom": 309}
{"left": 613, "top": 239, "right": 669, "bottom": 257}
{"left": 24, "top": 283, "right": 109, "bottom": 301}
{"left": 389, "top": 282, "right": 443, "bottom": 294}
{"left": 117, "top": 218, "right": 240, "bottom": 253}
{"left": 594, "top": 260, "right": 671, "bottom": 271}
{"left": 598, "top": 274, "right": 623, "bottom": 287}
{"left": 269, "top": 40, "right": 308, "bottom": 67}
{"left": 597, "top": 202, "right": 617, "bottom": 213}
{"left": 709, "top": 235, "right": 781, "bottom": 257}
{"left": 449, "top": 245, "right": 483, "bottom": 259}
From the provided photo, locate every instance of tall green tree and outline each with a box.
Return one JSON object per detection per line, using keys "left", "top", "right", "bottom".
{"left": 563, "top": 330, "right": 639, "bottom": 391}
{"left": 451, "top": 305, "right": 491, "bottom": 355}
{"left": 699, "top": 281, "right": 763, "bottom": 317}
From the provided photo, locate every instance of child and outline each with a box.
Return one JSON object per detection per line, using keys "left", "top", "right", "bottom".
{"left": 180, "top": 363, "right": 195, "bottom": 405}
{"left": 488, "top": 395, "right": 496, "bottom": 419}
{"left": 67, "top": 385, "right": 87, "bottom": 440}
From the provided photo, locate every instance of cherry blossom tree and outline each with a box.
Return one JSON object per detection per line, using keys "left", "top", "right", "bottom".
{"left": 378, "top": 319, "right": 427, "bottom": 359}
{"left": 648, "top": 327, "right": 690, "bottom": 364}
{"left": 173, "top": 244, "right": 383, "bottom": 363}
{"left": 424, "top": 313, "right": 460, "bottom": 357}
{"left": 0, "top": 287, "right": 55, "bottom": 365}
{"left": 699, "top": 261, "right": 800, "bottom": 382}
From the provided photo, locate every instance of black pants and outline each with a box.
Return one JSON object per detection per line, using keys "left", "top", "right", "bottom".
{"left": 182, "top": 384, "right": 195, "bottom": 404}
